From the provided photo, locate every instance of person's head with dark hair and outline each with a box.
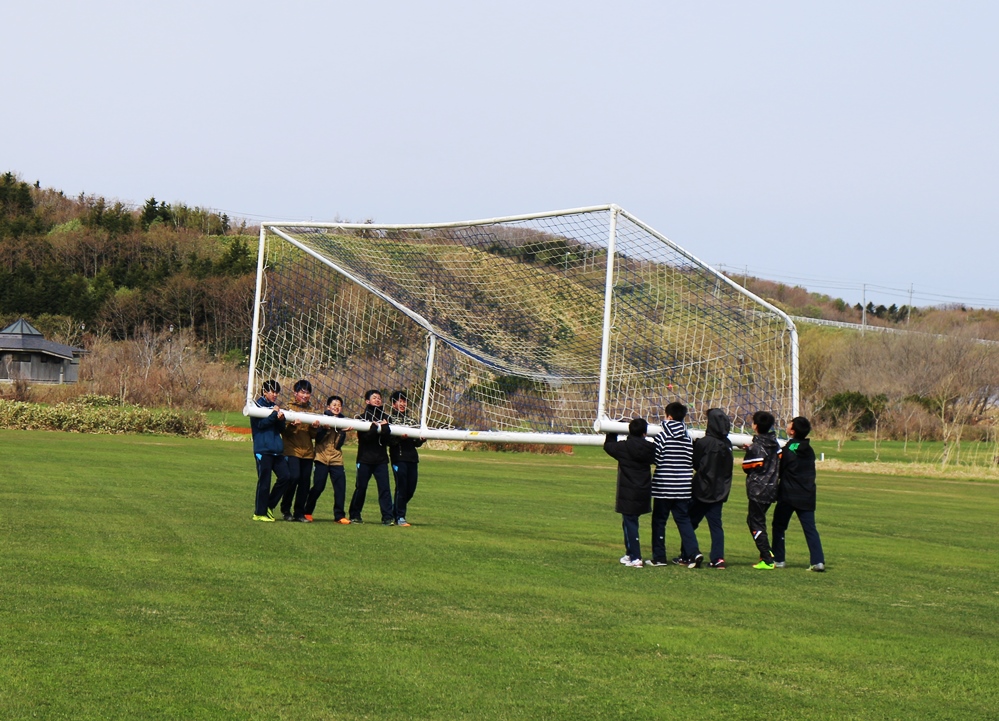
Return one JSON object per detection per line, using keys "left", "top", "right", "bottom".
{"left": 360, "top": 389, "right": 385, "bottom": 421}
{"left": 327, "top": 395, "right": 343, "bottom": 414}
{"left": 789, "top": 416, "right": 811, "bottom": 439}
{"left": 261, "top": 379, "right": 280, "bottom": 395}
{"left": 665, "top": 401, "right": 687, "bottom": 422}
{"left": 292, "top": 379, "right": 312, "bottom": 405}
{"left": 390, "top": 390, "right": 408, "bottom": 414}
{"left": 628, "top": 417, "right": 648, "bottom": 437}
{"left": 752, "top": 410, "right": 775, "bottom": 434}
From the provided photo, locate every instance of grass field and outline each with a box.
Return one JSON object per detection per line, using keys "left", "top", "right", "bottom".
{"left": 2, "top": 430, "right": 997, "bottom": 720}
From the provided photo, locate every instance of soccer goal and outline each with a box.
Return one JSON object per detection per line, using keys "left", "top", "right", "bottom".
{"left": 243, "top": 205, "right": 797, "bottom": 445}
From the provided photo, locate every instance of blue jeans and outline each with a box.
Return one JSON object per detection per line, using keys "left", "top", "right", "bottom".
{"left": 392, "top": 461, "right": 419, "bottom": 521}
{"left": 651, "top": 498, "right": 700, "bottom": 562}
{"left": 349, "top": 463, "right": 394, "bottom": 523}
{"left": 255, "top": 453, "right": 290, "bottom": 516}
{"left": 772, "top": 502, "right": 825, "bottom": 566}
{"left": 306, "top": 463, "right": 346, "bottom": 519}
{"left": 621, "top": 514, "right": 641, "bottom": 560}
{"left": 684, "top": 499, "right": 724, "bottom": 563}
{"left": 281, "top": 457, "right": 313, "bottom": 518}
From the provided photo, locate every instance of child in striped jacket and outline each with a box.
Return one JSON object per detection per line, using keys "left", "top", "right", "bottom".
{"left": 649, "top": 402, "right": 703, "bottom": 568}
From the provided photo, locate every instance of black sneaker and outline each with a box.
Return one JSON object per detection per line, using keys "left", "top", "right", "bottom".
{"left": 350, "top": 518, "right": 363, "bottom": 524}
{"left": 709, "top": 559, "right": 726, "bottom": 569}
{"left": 293, "top": 516, "right": 309, "bottom": 523}
{"left": 644, "top": 559, "right": 669, "bottom": 567}
{"left": 671, "top": 556, "right": 689, "bottom": 565}
{"left": 282, "top": 513, "right": 295, "bottom": 522}
{"left": 382, "top": 520, "right": 395, "bottom": 526}
{"left": 687, "top": 553, "right": 704, "bottom": 569}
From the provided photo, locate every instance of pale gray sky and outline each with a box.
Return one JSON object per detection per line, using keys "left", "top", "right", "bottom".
{"left": 4, "top": 1, "right": 998, "bottom": 308}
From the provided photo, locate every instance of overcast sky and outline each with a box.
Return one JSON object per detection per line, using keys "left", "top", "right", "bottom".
{"left": 3, "top": 1, "right": 997, "bottom": 308}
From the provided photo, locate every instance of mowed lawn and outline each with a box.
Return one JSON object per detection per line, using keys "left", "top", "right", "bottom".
{"left": 1, "top": 430, "right": 997, "bottom": 720}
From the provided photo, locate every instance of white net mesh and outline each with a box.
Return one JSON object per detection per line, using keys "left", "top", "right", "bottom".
{"left": 250, "top": 207, "right": 795, "bottom": 437}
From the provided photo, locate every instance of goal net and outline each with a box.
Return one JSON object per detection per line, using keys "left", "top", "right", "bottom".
{"left": 245, "top": 205, "right": 797, "bottom": 444}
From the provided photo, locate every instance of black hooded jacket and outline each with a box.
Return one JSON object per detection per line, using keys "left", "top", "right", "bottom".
{"left": 355, "top": 404, "right": 392, "bottom": 465}
{"left": 777, "top": 437, "right": 817, "bottom": 511}
{"left": 742, "top": 433, "right": 782, "bottom": 504}
{"left": 692, "top": 409, "right": 734, "bottom": 504}
{"left": 604, "top": 432, "right": 655, "bottom": 516}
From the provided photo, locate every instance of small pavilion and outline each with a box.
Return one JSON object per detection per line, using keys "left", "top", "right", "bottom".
{"left": 0, "top": 318, "right": 85, "bottom": 383}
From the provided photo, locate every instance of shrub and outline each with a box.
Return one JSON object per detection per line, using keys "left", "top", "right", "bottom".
{"left": 0, "top": 399, "right": 206, "bottom": 436}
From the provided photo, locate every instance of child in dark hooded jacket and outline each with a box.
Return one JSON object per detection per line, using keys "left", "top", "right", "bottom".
{"left": 604, "top": 418, "right": 655, "bottom": 568}
{"left": 680, "top": 408, "right": 733, "bottom": 569}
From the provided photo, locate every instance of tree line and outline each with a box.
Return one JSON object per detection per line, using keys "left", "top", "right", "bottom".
{"left": 0, "top": 172, "right": 256, "bottom": 356}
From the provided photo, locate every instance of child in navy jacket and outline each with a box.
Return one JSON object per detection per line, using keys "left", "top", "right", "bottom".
{"left": 250, "top": 380, "right": 290, "bottom": 522}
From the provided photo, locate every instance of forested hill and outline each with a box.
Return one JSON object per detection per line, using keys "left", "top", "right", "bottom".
{"left": 0, "top": 172, "right": 257, "bottom": 356}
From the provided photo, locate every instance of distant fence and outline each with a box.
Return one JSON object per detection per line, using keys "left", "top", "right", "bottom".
{"left": 789, "top": 315, "right": 999, "bottom": 346}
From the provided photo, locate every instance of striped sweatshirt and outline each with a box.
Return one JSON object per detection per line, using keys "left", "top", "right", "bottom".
{"left": 652, "top": 420, "right": 693, "bottom": 499}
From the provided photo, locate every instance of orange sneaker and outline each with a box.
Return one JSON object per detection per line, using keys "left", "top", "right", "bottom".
{"left": 304, "top": 514, "right": 313, "bottom": 522}
{"left": 336, "top": 518, "right": 351, "bottom": 525}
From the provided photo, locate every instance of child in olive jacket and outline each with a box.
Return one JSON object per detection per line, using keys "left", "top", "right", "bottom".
{"left": 305, "top": 395, "right": 349, "bottom": 523}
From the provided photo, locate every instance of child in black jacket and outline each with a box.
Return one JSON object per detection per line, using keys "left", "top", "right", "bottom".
{"left": 772, "top": 416, "right": 826, "bottom": 571}
{"left": 388, "top": 390, "right": 425, "bottom": 527}
{"left": 742, "top": 410, "right": 781, "bottom": 569}
{"left": 682, "top": 408, "right": 733, "bottom": 569}
{"left": 348, "top": 389, "right": 395, "bottom": 525}
{"left": 604, "top": 418, "right": 655, "bottom": 568}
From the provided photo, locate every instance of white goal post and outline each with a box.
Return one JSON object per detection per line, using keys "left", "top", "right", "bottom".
{"left": 244, "top": 205, "right": 798, "bottom": 446}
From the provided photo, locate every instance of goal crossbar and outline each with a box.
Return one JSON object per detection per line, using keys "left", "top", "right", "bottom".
{"left": 243, "top": 405, "right": 755, "bottom": 447}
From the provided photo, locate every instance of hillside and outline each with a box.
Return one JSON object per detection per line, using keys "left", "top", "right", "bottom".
{"left": 2, "top": 172, "right": 996, "bottom": 452}
{"left": 1, "top": 172, "right": 256, "bottom": 354}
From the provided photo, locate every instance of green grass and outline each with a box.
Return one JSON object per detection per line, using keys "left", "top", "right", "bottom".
{"left": 1, "top": 432, "right": 997, "bottom": 720}
{"left": 203, "top": 409, "right": 250, "bottom": 428}
{"left": 812, "top": 438, "right": 999, "bottom": 467}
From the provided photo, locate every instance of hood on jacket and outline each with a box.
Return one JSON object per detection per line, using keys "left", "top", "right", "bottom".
{"left": 660, "top": 418, "right": 688, "bottom": 438}
{"left": 705, "top": 409, "right": 732, "bottom": 443}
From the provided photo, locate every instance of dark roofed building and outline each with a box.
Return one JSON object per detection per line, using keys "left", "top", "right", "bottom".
{"left": 0, "top": 318, "right": 85, "bottom": 383}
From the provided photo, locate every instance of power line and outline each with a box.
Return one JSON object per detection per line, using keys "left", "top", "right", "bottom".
{"left": 716, "top": 264, "right": 999, "bottom": 308}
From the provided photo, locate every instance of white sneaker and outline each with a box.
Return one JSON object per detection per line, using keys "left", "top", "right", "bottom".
{"left": 625, "top": 557, "right": 644, "bottom": 568}
{"left": 620, "top": 555, "right": 632, "bottom": 565}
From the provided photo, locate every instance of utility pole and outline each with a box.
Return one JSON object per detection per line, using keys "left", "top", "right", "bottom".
{"left": 861, "top": 283, "right": 867, "bottom": 333}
